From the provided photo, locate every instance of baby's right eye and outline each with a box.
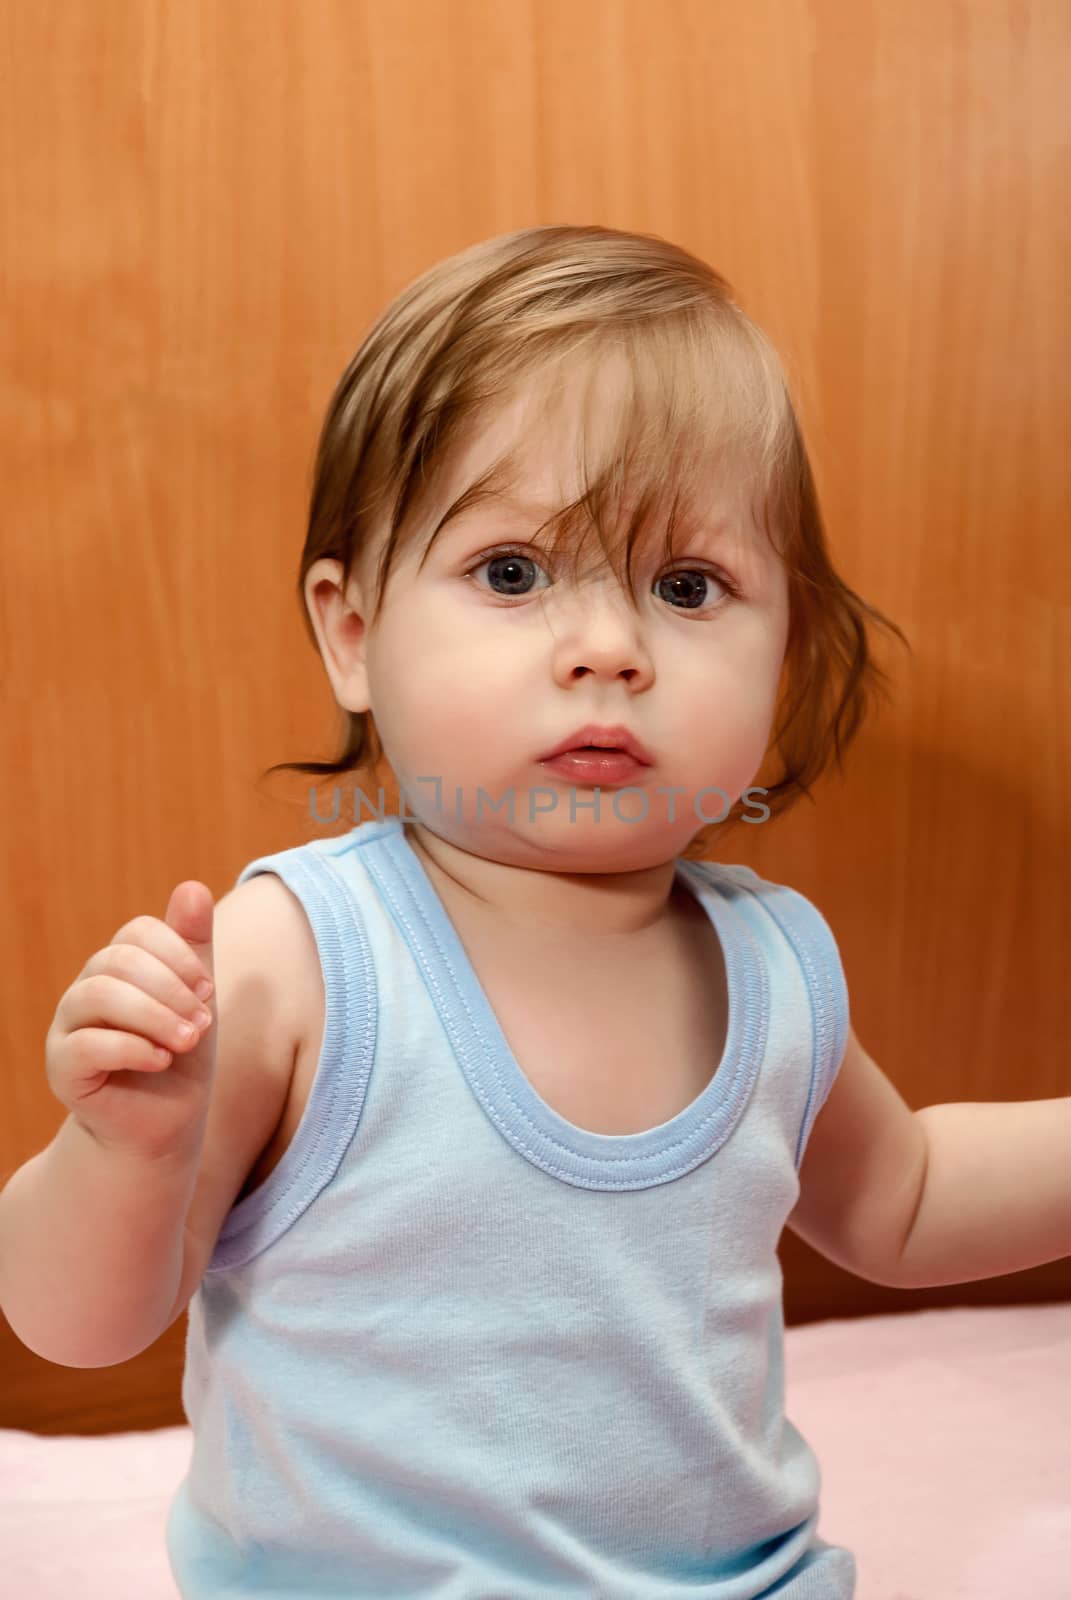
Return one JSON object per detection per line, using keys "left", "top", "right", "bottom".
{"left": 468, "top": 548, "right": 551, "bottom": 600}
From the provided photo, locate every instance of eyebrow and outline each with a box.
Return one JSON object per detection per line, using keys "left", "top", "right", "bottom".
{"left": 428, "top": 480, "right": 757, "bottom": 567}
{"left": 430, "top": 490, "right": 558, "bottom": 549}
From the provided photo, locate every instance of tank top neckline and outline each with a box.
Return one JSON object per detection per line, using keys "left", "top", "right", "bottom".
{"left": 361, "top": 815, "right": 770, "bottom": 1189}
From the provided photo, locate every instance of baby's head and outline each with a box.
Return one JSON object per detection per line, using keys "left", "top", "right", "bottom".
{"left": 268, "top": 224, "right": 905, "bottom": 870}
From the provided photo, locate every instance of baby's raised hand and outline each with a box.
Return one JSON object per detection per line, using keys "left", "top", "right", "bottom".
{"left": 45, "top": 882, "right": 217, "bottom": 1163}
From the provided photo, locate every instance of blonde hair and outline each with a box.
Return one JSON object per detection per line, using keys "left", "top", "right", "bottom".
{"left": 264, "top": 224, "right": 907, "bottom": 844}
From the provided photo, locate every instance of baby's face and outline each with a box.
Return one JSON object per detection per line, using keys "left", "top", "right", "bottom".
{"left": 352, "top": 374, "right": 790, "bottom": 873}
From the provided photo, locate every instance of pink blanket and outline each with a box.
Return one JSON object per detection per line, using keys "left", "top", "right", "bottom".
{"left": 3, "top": 1303, "right": 1069, "bottom": 1597}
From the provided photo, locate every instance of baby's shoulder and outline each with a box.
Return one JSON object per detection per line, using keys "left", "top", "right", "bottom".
{"left": 215, "top": 868, "right": 324, "bottom": 1061}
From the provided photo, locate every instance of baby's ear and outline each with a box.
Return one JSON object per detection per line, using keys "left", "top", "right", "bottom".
{"left": 303, "top": 558, "right": 372, "bottom": 712}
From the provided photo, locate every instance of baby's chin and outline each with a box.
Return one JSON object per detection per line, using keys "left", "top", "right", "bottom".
{"left": 405, "top": 811, "right": 699, "bottom": 874}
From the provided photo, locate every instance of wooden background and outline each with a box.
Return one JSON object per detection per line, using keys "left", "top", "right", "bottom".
{"left": 2, "top": 0, "right": 1068, "bottom": 1435}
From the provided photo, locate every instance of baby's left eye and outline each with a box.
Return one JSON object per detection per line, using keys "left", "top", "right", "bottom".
{"left": 655, "top": 569, "right": 728, "bottom": 610}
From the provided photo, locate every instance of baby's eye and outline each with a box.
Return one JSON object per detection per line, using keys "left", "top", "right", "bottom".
{"left": 655, "top": 569, "right": 729, "bottom": 611}
{"left": 467, "top": 547, "right": 735, "bottom": 611}
{"left": 470, "top": 551, "right": 551, "bottom": 598}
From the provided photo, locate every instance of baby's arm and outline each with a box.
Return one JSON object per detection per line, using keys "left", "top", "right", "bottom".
{"left": 785, "top": 1024, "right": 928, "bottom": 1287}
{"left": 0, "top": 1109, "right": 204, "bottom": 1368}
{"left": 898, "top": 1097, "right": 1071, "bottom": 1287}
{"left": 786, "top": 1021, "right": 1071, "bottom": 1290}
{"left": 0, "top": 875, "right": 298, "bottom": 1367}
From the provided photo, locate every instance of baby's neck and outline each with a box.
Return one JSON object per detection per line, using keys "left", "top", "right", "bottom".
{"left": 404, "top": 822, "right": 685, "bottom": 940}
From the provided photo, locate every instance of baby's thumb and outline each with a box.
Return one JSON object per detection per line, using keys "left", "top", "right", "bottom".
{"left": 164, "top": 882, "right": 216, "bottom": 1094}
{"left": 165, "top": 880, "right": 215, "bottom": 987}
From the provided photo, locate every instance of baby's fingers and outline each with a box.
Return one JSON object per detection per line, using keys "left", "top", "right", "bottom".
{"left": 75, "top": 941, "right": 213, "bottom": 1035}
{"left": 107, "top": 904, "right": 214, "bottom": 1004}
{"left": 57, "top": 970, "right": 213, "bottom": 1062}
{"left": 59, "top": 1025, "right": 177, "bottom": 1090}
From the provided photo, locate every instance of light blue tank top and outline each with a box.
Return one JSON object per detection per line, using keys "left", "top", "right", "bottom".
{"left": 166, "top": 812, "right": 856, "bottom": 1598}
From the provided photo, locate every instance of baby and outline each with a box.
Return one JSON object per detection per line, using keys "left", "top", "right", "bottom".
{"left": 3, "top": 224, "right": 1062, "bottom": 1598}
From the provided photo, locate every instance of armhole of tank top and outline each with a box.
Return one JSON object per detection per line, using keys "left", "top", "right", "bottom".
{"left": 204, "top": 844, "right": 378, "bottom": 1274}
{"left": 692, "top": 862, "right": 850, "bottom": 1173}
